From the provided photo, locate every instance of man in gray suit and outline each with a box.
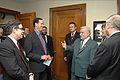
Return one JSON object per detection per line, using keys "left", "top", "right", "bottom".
{"left": 61, "top": 26, "right": 98, "bottom": 80}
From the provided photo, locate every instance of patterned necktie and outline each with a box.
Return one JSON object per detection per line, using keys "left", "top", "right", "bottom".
{"left": 0, "top": 38, "right": 1, "bottom": 43}
{"left": 17, "top": 42, "right": 28, "bottom": 66}
{"left": 39, "top": 33, "right": 47, "bottom": 54}
{"left": 71, "top": 32, "right": 74, "bottom": 43}
{"left": 80, "top": 40, "right": 84, "bottom": 48}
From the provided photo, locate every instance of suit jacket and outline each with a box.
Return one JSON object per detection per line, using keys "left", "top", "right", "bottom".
{"left": 0, "top": 36, "right": 6, "bottom": 74}
{"left": 87, "top": 32, "right": 120, "bottom": 80}
{"left": 24, "top": 31, "right": 46, "bottom": 73}
{"left": 0, "top": 37, "right": 29, "bottom": 80}
{"left": 64, "top": 31, "right": 80, "bottom": 62}
{"left": 0, "top": 36, "right": 6, "bottom": 43}
{"left": 66, "top": 38, "right": 98, "bottom": 78}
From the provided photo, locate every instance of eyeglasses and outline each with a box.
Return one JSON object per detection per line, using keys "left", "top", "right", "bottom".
{"left": 17, "top": 28, "right": 24, "bottom": 31}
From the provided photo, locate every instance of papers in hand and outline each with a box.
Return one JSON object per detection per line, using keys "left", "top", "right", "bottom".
{"left": 43, "top": 59, "right": 52, "bottom": 66}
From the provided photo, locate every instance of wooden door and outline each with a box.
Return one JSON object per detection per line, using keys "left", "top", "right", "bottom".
{"left": 16, "top": 12, "right": 36, "bottom": 32}
{"left": 117, "top": 0, "right": 120, "bottom": 14}
{"left": 50, "top": 4, "right": 86, "bottom": 80}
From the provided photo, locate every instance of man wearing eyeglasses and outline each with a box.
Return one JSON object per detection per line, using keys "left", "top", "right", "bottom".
{"left": 0, "top": 19, "right": 33, "bottom": 80}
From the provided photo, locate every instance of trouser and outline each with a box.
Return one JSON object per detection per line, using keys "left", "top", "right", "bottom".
{"left": 67, "top": 62, "right": 72, "bottom": 80}
{"left": 46, "top": 66, "right": 52, "bottom": 80}
{"left": 34, "top": 70, "right": 47, "bottom": 80}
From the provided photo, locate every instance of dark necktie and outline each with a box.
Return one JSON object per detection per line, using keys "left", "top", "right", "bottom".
{"left": 39, "top": 33, "right": 47, "bottom": 54}
{"left": 0, "top": 38, "right": 1, "bottom": 43}
{"left": 17, "top": 42, "right": 28, "bottom": 66}
{"left": 42, "top": 35, "right": 47, "bottom": 43}
{"left": 71, "top": 32, "right": 74, "bottom": 43}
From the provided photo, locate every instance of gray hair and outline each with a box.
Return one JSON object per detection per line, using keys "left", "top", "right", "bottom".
{"left": 80, "top": 26, "right": 91, "bottom": 35}
{"left": 4, "top": 19, "right": 21, "bottom": 35}
{"left": 106, "top": 14, "right": 120, "bottom": 30}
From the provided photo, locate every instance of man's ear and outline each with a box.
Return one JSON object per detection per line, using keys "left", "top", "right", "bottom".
{"left": 75, "top": 27, "right": 77, "bottom": 30}
{"left": 35, "top": 23, "right": 38, "bottom": 26}
{"left": 105, "top": 25, "right": 110, "bottom": 29}
{"left": 12, "top": 28, "right": 16, "bottom": 33}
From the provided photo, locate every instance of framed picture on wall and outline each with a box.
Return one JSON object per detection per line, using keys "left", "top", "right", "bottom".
{"left": 93, "top": 21, "right": 106, "bottom": 42}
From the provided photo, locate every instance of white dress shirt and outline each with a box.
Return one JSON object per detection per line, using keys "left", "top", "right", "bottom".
{"left": 81, "top": 37, "right": 90, "bottom": 48}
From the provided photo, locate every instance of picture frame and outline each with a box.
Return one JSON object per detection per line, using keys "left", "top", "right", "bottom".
{"left": 93, "top": 21, "right": 106, "bottom": 42}
{"left": 0, "top": 24, "right": 7, "bottom": 36}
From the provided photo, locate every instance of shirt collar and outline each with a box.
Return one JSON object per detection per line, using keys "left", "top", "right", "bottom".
{"left": 34, "top": 29, "right": 42, "bottom": 36}
{"left": 71, "top": 31, "right": 76, "bottom": 36}
{"left": 8, "top": 35, "right": 17, "bottom": 47}
{"left": 82, "top": 36, "right": 90, "bottom": 45}
{"left": 109, "top": 31, "right": 120, "bottom": 37}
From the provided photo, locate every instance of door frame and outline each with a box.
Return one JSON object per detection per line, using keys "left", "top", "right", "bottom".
{"left": 49, "top": 4, "right": 86, "bottom": 36}
{"left": 49, "top": 4, "right": 86, "bottom": 80}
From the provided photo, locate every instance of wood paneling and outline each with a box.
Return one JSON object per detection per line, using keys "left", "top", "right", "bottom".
{"left": 117, "top": 0, "right": 120, "bottom": 14}
{"left": 0, "top": 7, "right": 20, "bottom": 15}
{"left": 16, "top": 12, "right": 36, "bottom": 32}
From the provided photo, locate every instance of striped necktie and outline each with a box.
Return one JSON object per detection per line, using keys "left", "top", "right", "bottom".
{"left": 81, "top": 40, "right": 84, "bottom": 48}
{"left": 17, "top": 42, "right": 28, "bottom": 66}
{"left": 39, "top": 33, "right": 47, "bottom": 54}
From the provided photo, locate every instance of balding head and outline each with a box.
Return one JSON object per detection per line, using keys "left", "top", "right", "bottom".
{"left": 106, "top": 14, "right": 120, "bottom": 30}
{"left": 104, "top": 14, "right": 120, "bottom": 36}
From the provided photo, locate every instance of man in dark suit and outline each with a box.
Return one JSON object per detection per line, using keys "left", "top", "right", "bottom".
{"left": 0, "top": 19, "right": 33, "bottom": 80}
{"left": 42, "top": 26, "right": 54, "bottom": 80}
{"left": 87, "top": 15, "right": 120, "bottom": 80}
{"left": 62, "top": 26, "right": 98, "bottom": 80}
{"left": 0, "top": 27, "right": 3, "bottom": 44}
{"left": 0, "top": 27, "right": 6, "bottom": 43}
{"left": 64, "top": 22, "right": 79, "bottom": 80}
{"left": 24, "top": 18, "right": 51, "bottom": 80}
{"left": 0, "top": 27, "right": 4, "bottom": 80}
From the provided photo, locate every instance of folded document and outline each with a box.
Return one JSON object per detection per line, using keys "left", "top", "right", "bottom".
{"left": 43, "top": 59, "right": 52, "bottom": 66}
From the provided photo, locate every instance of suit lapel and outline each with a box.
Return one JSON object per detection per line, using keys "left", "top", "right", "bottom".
{"left": 7, "top": 37, "right": 20, "bottom": 52}
{"left": 79, "top": 44, "right": 87, "bottom": 53}
{"left": 68, "top": 33, "right": 72, "bottom": 41}
{"left": 33, "top": 31, "right": 45, "bottom": 53}
{"left": 7, "top": 37, "right": 29, "bottom": 68}
{"left": 78, "top": 39, "right": 92, "bottom": 53}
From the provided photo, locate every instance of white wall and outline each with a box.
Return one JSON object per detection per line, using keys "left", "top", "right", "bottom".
{"left": 0, "top": 0, "right": 117, "bottom": 37}
{"left": 0, "top": 0, "right": 22, "bottom": 12}
{"left": 20, "top": 0, "right": 117, "bottom": 36}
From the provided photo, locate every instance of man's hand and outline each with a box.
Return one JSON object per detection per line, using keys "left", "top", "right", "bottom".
{"left": 41, "top": 55, "right": 49, "bottom": 60}
{"left": 47, "top": 55, "right": 53, "bottom": 60}
{"left": 61, "top": 41, "right": 66, "bottom": 48}
{"left": 64, "top": 57, "right": 67, "bottom": 61}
